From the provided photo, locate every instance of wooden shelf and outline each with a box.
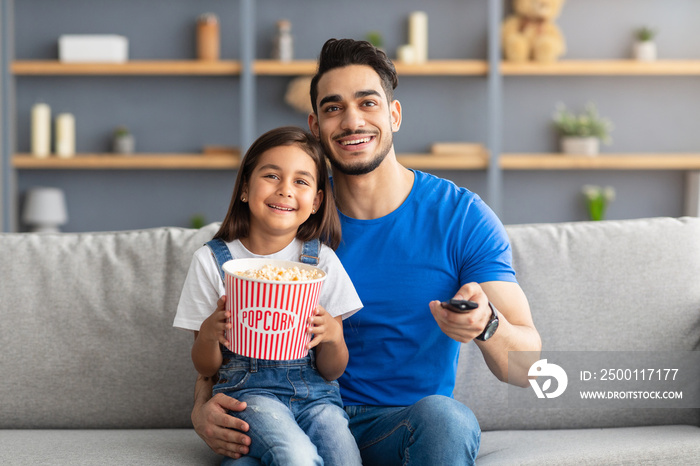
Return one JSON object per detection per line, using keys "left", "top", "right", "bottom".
{"left": 16, "top": 153, "right": 700, "bottom": 171}
{"left": 500, "top": 153, "right": 700, "bottom": 170}
{"left": 12, "top": 153, "right": 487, "bottom": 171}
{"left": 395, "top": 60, "right": 488, "bottom": 76}
{"left": 12, "top": 59, "right": 488, "bottom": 77}
{"left": 253, "top": 59, "right": 488, "bottom": 76}
{"left": 18, "top": 59, "right": 699, "bottom": 77}
{"left": 398, "top": 153, "right": 488, "bottom": 170}
{"left": 11, "top": 60, "right": 242, "bottom": 75}
{"left": 13, "top": 153, "right": 241, "bottom": 169}
{"left": 500, "top": 60, "right": 700, "bottom": 76}
{"left": 253, "top": 60, "right": 317, "bottom": 75}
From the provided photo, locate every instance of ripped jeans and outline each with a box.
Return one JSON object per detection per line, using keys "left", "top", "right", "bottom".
{"left": 214, "top": 350, "right": 361, "bottom": 466}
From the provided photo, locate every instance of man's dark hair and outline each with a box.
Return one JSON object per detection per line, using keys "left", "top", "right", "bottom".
{"left": 310, "top": 38, "right": 398, "bottom": 114}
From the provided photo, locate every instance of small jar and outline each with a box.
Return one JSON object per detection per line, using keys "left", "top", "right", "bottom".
{"left": 197, "top": 13, "right": 220, "bottom": 61}
{"left": 272, "top": 19, "right": 293, "bottom": 62}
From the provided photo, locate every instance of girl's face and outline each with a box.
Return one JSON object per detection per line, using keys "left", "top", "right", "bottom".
{"left": 242, "top": 144, "right": 323, "bottom": 243}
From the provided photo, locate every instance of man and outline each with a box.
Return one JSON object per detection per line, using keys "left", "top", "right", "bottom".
{"left": 192, "top": 38, "right": 541, "bottom": 465}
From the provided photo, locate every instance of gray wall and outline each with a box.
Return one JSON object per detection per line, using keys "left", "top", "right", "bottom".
{"left": 9, "top": 0, "right": 698, "bottom": 231}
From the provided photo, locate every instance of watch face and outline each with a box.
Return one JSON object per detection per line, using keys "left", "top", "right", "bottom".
{"left": 476, "top": 302, "right": 500, "bottom": 341}
{"left": 482, "top": 319, "right": 499, "bottom": 340}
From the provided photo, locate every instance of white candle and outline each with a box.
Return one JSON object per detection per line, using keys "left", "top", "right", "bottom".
{"left": 31, "top": 103, "right": 51, "bottom": 158}
{"left": 55, "top": 113, "right": 75, "bottom": 158}
{"left": 409, "top": 11, "right": 428, "bottom": 63}
{"left": 397, "top": 44, "right": 416, "bottom": 64}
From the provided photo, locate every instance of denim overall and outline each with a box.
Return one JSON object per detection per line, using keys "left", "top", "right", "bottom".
{"left": 205, "top": 238, "right": 361, "bottom": 466}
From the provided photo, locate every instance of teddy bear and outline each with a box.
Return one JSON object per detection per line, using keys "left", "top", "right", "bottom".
{"left": 501, "top": 0, "right": 566, "bottom": 63}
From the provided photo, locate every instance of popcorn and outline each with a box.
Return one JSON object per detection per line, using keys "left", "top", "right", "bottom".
{"left": 223, "top": 258, "right": 327, "bottom": 360}
{"left": 235, "top": 264, "right": 324, "bottom": 282}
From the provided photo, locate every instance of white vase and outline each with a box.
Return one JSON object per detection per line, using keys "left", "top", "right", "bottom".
{"left": 561, "top": 136, "right": 600, "bottom": 156}
{"left": 633, "top": 41, "right": 657, "bottom": 61}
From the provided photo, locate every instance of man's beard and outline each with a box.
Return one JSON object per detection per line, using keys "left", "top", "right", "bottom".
{"left": 321, "top": 131, "right": 393, "bottom": 176}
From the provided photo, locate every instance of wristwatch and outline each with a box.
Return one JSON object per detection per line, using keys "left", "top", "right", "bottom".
{"left": 475, "top": 302, "right": 499, "bottom": 341}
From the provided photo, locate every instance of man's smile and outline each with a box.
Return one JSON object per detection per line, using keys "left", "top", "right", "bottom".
{"left": 339, "top": 136, "right": 373, "bottom": 146}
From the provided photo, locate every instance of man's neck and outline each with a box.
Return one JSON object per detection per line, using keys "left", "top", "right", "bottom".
{"left": 333, "top": 150, "right": 415, "bottom": 220}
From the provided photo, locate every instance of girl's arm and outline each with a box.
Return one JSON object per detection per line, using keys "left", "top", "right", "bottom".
{"left": 192, "top": 300, "right": 230, "bottom": 377}
{"left": 308, "top": 307, "right": 349, "bottom": 381}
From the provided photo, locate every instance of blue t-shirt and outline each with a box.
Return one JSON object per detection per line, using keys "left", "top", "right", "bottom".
{"left": 336, "top": 170, "right": 516, "bottom": 407}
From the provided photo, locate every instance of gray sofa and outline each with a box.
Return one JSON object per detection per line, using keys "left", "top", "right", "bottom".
{"left": 1, "top": 217, "right": 698, "bottom": 465}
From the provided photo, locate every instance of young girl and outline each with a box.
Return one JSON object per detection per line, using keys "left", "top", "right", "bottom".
{"left": 174, "top": 126, "right": 362, "bottom": 466}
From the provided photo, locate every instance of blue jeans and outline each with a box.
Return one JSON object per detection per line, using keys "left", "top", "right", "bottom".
{"left": 215, "top": 351, "right": 361, "bottom": 466}
{"left": 224, "top": 394, "right": 480, "bottom": 466}
{"left": 345, "top": 395, "right": 481, "bottom": 465}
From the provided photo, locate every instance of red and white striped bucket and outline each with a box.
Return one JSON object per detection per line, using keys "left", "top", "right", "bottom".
{"left": 222, "top": 258, "right": 326, "bottom": 360}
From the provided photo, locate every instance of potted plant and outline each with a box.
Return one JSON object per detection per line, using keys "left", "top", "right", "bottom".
{"left": 633, "top": 26, "right": 657, "bottom": 61}
{"left": 112, "top": 126, "right": 135, "bottom": 154}
{"left": 582, "top": 185, "right": 615, "bottom": 221}
{"left": 552, "top": 103, "right": 613, "bottom": 156}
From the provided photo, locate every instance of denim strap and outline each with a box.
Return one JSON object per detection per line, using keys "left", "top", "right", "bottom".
{"left": 205, "top": 238, "right": 233, "bottom": 284}
{"left": 299, "top": 238, "right": 320, "bottom": 266}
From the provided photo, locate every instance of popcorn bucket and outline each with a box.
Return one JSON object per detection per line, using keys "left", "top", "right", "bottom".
{"left": 222, "top": 258, "right": 326, "bottom": 360}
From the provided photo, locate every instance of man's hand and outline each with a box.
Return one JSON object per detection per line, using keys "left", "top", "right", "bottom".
{"left": 192, "top": 390, "right": 252, "bottom": 459}
{"left": 432, "top": 281, "right": 541, "bottom": 386}
{"left": 429, "top": 282, "right": 492, "bottom": 343}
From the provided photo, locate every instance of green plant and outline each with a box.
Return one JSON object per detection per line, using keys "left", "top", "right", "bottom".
{"left": 365, "top": 31, "right": 384, "bottom": 49}
{"left": 113, "top": 125, "right": 130, "bottom": 137}
{"left": 552, "top": 103, "right": 614, "bottom": 144}
{"left": 635, "top": 26, "right": 656, "bottom": 42}
{"left": 582, "top": 185, "right": 615, "bottom": 221}
{"left": 190, "top": 214, "right": 207, "bottom": 229}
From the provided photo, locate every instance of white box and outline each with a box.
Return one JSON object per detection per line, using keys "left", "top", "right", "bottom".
{"left": 59, "top": 35, "right": 129, "bottom": 63}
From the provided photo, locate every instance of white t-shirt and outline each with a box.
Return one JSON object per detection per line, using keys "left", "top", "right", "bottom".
{"left": 174, "top": 238, "right": 362, "bottom": 332}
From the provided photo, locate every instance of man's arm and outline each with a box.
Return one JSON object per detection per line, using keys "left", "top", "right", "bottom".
{"left": 429, "top": 280, "right": 541, "bottom": 387}
{"left": 192, "top": 374, "right": 252, "bottom": 458}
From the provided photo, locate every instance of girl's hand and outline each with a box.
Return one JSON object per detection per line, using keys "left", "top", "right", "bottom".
{"left": 198, "top": 297, "right": 231, "bottom": 349}
{"left": 307, "top": 305, "right": 342, "bottom": 349}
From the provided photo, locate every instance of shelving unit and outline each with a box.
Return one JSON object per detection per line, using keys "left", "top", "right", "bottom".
{"left": 2, "top": 0, "right": 698, "bottom": 231}
{"left": 7, "top": 57, "right": 493, "bottom": 173}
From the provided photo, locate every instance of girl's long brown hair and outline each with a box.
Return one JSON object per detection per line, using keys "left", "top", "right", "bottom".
{"left": 213, "top": 126, "right": 342, "bottom": 250}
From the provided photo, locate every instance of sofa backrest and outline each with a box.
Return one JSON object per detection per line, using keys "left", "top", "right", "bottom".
{"left": 0, "top": 223, "right": 220, "bottom": 429}
{"left": 454, "top": 217, "right": 700, "bottom": 430}
{"left": 3, "top": 217, "right": 698, "bottom": 431}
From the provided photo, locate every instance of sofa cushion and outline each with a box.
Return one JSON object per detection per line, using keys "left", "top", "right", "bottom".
{"left": 477, "top": 425, "right": 700, "bottom": 465}
{"left": 455, "top": 217, "right": 700, "bottom": 430}
{"left": 0, "top": 429, "right": 221, "bottom": 465}
{"left": 0, "top": 224, "right": 220, "bottom": 429}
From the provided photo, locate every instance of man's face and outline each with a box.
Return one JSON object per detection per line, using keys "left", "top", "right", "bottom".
{"left": 309, "top": 65, "right": 401, "bottom": 176}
